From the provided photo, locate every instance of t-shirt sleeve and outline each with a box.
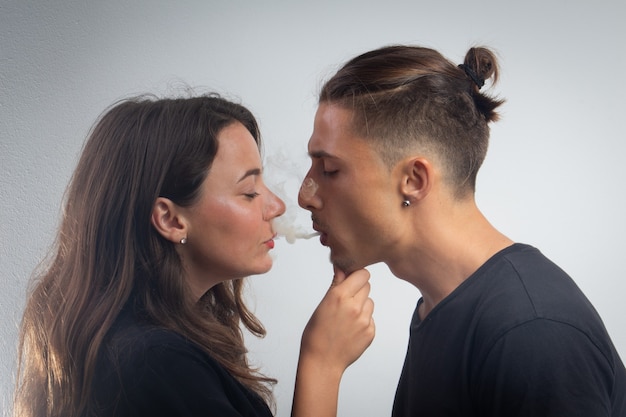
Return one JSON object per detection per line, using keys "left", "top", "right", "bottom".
{"left": 100, "top": 335, "right": 268, "bottom": 417}
{"left": 473, "top": 318, "right": 615, "bottom": 417}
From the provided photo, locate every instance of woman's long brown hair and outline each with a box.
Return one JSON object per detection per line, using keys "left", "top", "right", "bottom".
{"left": 14, "top": 94, "right": 275, "bottom": 417}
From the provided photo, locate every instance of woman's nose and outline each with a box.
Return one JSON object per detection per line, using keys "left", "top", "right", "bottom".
{"left": 266, "top": 190, "right": 286, "bottom": 219}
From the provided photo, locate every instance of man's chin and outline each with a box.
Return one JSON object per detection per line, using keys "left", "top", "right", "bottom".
{"left": 330, "top": 253, "right": 359, "bottom": 275}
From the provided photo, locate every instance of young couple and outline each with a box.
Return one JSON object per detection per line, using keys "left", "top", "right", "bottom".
{"left": 15, "top": 44, "right": 626, "bottom": 417}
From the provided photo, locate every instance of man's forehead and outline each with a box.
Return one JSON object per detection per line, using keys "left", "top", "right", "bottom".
{"left": 315, "top": 103, "right": 354, "bottom": 130}
{"left": 308, "top": 104, "right": 357, "bottom": 158}
{"left": 307, "top": 131, "right": 346, "bottom": 160}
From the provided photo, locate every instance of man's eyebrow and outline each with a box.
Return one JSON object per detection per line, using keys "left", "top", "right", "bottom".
{"left": 308, "top": 150, "right": 337, "bottom": 159}
{"left": 237, "top": 168, "right": 261, "bottom": 183}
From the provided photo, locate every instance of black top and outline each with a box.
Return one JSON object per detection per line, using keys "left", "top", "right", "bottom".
{"left": 392, "top": 244, "right": 626, "bottom": 417}
{"left": 89, "top": 307, "right": 273, "bottom": 417}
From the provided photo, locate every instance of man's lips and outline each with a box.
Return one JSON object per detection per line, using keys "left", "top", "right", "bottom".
{"left": 311, "top": 217, "right": 323, "bottom": 233}
{"left": 311, "top": 223, "right": 328, "bottom": 246}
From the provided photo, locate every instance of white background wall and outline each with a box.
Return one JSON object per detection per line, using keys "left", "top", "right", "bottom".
{"left": 1, "top": 1, "right": 624, "bottom": 415}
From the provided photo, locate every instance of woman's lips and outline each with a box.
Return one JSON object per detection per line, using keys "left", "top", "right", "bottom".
{"left": 265, "top": 234, "right": 277, "bottom": 249}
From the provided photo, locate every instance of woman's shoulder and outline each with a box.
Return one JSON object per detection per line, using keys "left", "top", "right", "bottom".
{"left": 103, "top": 309, "right": 212, "bottom": 368}
{"left": 93, "top": 310, "right": 254, "bottom": 415}
{"left": 94, "top": 313, "right": 232, "bottom": 406}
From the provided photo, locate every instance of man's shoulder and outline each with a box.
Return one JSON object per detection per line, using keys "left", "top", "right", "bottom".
{"left": 469, "top": 244, "right": 615, "bottom": 357}
{"left": 473, "top": 243, "right": 591, "bottom": 319}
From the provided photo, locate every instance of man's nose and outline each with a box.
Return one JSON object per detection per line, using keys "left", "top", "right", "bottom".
{"left": 298, "top": 177, "right": 320, "bottom": 210}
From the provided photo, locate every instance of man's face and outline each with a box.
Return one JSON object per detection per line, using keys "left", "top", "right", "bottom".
{"left": 298, "top": 103, "right": 403, "bottom": 273}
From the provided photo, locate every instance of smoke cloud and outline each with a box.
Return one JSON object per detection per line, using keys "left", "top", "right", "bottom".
{"left": 264, "top": 150, "right": 319, "bottom": 244}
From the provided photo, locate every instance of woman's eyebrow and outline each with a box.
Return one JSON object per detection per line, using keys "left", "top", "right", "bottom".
{"left": 237, "top": 168, "right": 261, "bottom": 183}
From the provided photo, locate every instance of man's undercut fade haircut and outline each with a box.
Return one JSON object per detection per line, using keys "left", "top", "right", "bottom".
{"left": 320, "top": 45, "right": 504, "bottom": 198}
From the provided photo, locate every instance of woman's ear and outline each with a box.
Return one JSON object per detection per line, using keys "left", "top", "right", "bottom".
{"left": 399, "top": 157, "right": 434, "bottom": 204}
{"left": 151, "top": 197, "right": 187, "bottom": 243}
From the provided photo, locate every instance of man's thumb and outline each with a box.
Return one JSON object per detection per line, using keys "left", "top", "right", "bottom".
{"left": 331, "top": 264, "right": 347, "bottom": 286}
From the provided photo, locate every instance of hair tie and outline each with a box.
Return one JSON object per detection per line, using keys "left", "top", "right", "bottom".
{"left": 458, "top": 64, "right": 485, "bottom": 89}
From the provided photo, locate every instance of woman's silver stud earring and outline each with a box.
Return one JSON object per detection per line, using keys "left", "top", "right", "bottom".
{"left": 180, "top": 237, "right": 187, "bottom": 245}
{"left": 402, "top": 200, "right": 411, "bottom": 207}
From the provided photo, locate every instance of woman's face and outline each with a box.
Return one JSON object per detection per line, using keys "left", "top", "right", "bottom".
{"left": 179, "top": 121, "right": 285, "bottom": 298}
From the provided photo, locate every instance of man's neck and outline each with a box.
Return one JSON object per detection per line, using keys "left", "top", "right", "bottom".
{"left": 387, "top": 200, "right": 513, "bottom": 320}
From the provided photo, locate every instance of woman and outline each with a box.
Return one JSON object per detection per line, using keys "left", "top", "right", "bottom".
{"left": 14, "top": 94, "right": 374, "bottom": 417}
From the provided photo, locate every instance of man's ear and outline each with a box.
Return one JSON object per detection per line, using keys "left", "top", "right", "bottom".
{"left": 399, "top": 157, "right": 434, "bottom": 204}
{"left": 151, "top": 197, "right": 187, "bottom": 243}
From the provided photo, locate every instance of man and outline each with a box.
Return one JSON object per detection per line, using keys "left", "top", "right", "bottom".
{"left": 298, "top": 44, "right": 626, "bottom": 416}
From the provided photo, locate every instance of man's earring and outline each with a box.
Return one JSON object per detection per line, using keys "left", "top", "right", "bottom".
{"left": 180, "top": 237, "right": 187, "bottom": 245}
{"left": 402, "top": 199, "right": 411, "bottom": 207}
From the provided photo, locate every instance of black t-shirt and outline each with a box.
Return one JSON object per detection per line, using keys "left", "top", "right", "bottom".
{"left": 392, "top": 244, "right": 626, "bottom": 417}
{"left": 89, "top": 308, "right": 273, "bottom": 417}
